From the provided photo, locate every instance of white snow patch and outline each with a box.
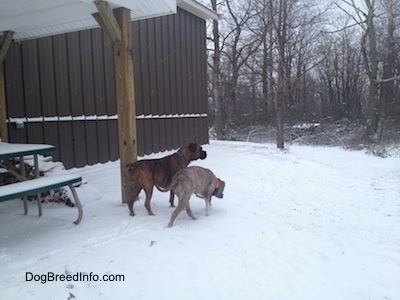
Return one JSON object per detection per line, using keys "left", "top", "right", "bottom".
{"left": 0, "top": 141, "right": 399, "bottom": 299}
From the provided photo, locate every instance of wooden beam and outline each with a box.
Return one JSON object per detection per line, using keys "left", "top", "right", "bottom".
{"left": 0, "top": 31, "right": 14, "bottom": 142}
{"left": 0, "top": 31, "right": 14, "bottom": 64}
{"left": 93, "top": 0, "right": 122, "bottom": 45}
{"left": 113, "top": 7, "right": 137, "bottom": 203}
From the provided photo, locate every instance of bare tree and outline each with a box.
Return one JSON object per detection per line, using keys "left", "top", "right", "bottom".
{"left": 254, "top": 0, "right": 327, "bottom": 148}
{"left": 317, "top": 30, "right": 365, "bottom": 118}
{"left": 362, "top": 0, "right": 380, "bottom": 138}
{"left": 337, "top": 0, "right": 400, "bottom": 140}
{"left": 272, "top": 0, "right": 288, "bottom": 149}
{"left": 286, "top": 2, "right": 328, "bottom": 119}
{"left": 376, "top": 0, "right": 399, "bottom": 140}
{"left": 204, "top": 0, "right": 398, "bottom": 144}
{"left": 222, "top": 0, "right": 261, "bottom": 132}
{"left": 251, "top": 0, "right": 276, "bottom": 121}
{"left": 209, "top": 0, "right": 224, "bottom": 139}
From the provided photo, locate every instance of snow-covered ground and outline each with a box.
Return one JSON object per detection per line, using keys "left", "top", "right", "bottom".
{"left": 0, "top": 140, "right": 399, "bottom": 299}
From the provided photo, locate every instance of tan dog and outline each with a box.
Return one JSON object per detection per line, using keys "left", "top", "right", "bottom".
{"left": 167, "top": 166, "right": 225, "bottom": 227}
{"left": 127, "top": 143, "right": 207, "bottom": 216}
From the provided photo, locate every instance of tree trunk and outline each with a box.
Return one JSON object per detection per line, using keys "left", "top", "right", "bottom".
{"left": 211, "top": 0, "right": 223, "bottom": 140}
{"left": 275, "top": 0, "right": 287, "bottom": 149}
{"left": 378, "top": 0, "right": 396, "bottom": 141}
{"left": 276, "top": 83, "right": 285, "bottom": 149}
{"left": 362, "top": 0, "right": 379, "bottom": 139}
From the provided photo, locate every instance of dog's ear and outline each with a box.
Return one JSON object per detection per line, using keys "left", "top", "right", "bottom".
{"left": 189, "top": 143, "right": 197, "bottom": 153}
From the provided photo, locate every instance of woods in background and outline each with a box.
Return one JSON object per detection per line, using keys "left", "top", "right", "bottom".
{"left": 206, "top": 0, "right": 400, "bottom": 147}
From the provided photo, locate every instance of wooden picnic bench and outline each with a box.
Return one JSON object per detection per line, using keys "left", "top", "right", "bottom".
{"left": 0, "top": 174, "right": 83, "bottom": 225}
{"left": 0, "top": 142, "right": 83, "bottom": 225}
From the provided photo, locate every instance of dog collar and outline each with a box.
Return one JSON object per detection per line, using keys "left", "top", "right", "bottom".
{"left": 176, "top": 150, "right": 190, "bottom": 165}
{"left": 215, "top": 178, "right": 220, "bottom": 189}
{"left": 213, "top": 179, "right": 221, "bottom": 196}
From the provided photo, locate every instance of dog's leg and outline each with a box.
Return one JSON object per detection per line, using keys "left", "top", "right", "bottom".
{"left": 167, "top": 196, "right": 187, "bottom": 227}
{"left": 185, "top": 201, "right": 197, "bottom": 220}
{"left": 169, "top": 191, "right": 175, "bottom": 207}
{"left": 205, "top": 196, "right": 212, "bottom": 216}
{"left": 128, "top": 196, "right": 137, "bottom": 216}
{"left": 128, "top": 188, "right": 141, "bottom": 216}
{"left": 143, "top": 186, "right": 155, "bottom": 216}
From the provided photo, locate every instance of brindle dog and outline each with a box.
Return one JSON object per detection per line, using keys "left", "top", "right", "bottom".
{"left": 127, "top": 143, "right": 207, "bottom": 216}
{"left": 167, "top": 166, "right": 225, "bottom": 227}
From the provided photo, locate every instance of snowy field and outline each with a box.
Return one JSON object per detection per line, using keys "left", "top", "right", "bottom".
{"left": 0, "top": 140, "right": 399, "bottom": 299}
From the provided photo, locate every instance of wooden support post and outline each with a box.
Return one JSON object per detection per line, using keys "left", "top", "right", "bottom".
{"left": 94, "top": 2, "right": 137, "bottom": 203}
{"left": 0, "top": 31, "right": 14, "bottom": 142}
{"left": 113, "top": 7, "right": 137, "bottom": 203}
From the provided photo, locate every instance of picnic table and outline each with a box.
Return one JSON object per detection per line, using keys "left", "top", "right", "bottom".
{"left": 0, "top": 142, "right": 83, "bottom": 224}
{"left": 0, "top": 142, "right": 55, "bottom": 179}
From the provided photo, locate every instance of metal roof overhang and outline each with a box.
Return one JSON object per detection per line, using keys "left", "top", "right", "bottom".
{"left": 177, "top": 0, "right": 217, "bottom": 21}
{"left": 0, "top": 0, "right": 212, "bottom": 42}
{"left": 0, "top": 0, "right": 217, "bottom": 42}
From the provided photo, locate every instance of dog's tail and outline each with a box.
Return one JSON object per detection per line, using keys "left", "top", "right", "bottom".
{"left": 165, "top": 178, "right": 178, "bottom": 192}
{"left": 169, "top": 176, "right": 188, "bottom": 195}
{"left": 155, "top": 185, "right": 170, "bottom": 192}
{"left": 155, "top": 177, "right": 179, "bottom": 192}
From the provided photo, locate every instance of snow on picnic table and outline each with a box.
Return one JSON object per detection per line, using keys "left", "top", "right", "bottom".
{"left": 0, "top": 140, "right": 399, "bottom": 300}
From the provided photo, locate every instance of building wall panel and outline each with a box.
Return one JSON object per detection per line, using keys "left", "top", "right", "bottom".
{"left": 4, "top": 8, "right": 209, "bottom": 169}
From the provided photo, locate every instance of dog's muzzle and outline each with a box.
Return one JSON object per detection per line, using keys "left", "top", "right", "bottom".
{"left": 200, "top": 150, "right": 207, "bottom": 160}
{"left": 213, "top": 188, "right": 223, "bottom": 198}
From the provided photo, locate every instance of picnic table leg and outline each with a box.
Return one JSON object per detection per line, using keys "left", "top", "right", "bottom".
{"left": 20, "top": 156, "right": 28, "bottom": 215}
{"left": 33, "top": 154, "right": 43, "bottom": 217}
{"left": 36, "top": 195, "right": 43, "bottom": 217}
{"left": 23, "top": 197, "right": 28, "bottom": 215}
{"left": 69, "top": 184, "right": 83, "bottom": 225}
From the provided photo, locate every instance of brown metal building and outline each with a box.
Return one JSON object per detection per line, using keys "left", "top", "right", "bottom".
{"left": 1, "top": 2, "right": 215, "bottom": 169}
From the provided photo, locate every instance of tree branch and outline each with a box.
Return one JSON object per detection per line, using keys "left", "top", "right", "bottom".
{"left": 376, "top": 75, "right": 400, "bottom": 83}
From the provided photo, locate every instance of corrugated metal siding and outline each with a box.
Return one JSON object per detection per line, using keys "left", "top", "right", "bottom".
{"left": 4, "top": 8, "right": 208, "bottom": 169}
